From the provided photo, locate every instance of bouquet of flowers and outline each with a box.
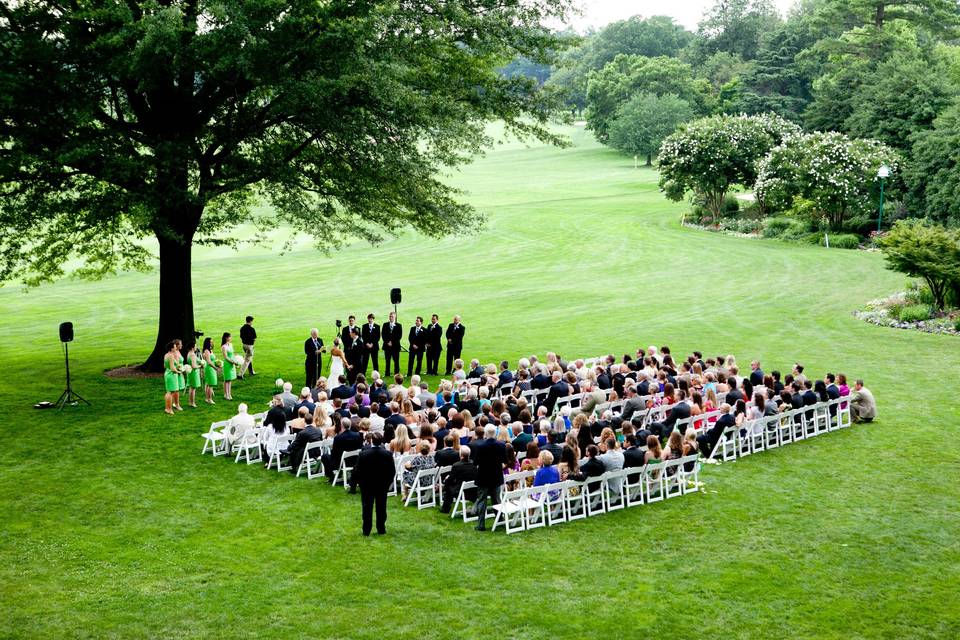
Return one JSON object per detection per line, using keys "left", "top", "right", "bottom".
{"left": 182, "top": 364, "right": 193, "bottom": 374}
{"left": 232, "top": 355, "right": 244, "bottom": 366}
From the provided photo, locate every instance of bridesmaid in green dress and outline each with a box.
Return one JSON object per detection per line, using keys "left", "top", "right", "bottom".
{"left": 163, "top": 341, "right": 181, "bottom": 415}
{"left": 173, "top": 338, "right": 185, "bottom": 410}
{"left": 185, "top": 340, "right": 203, "bottom": 408}
{"left": 221, "top": 332, "right": 237, "bottom": 400}
{"left": 202, "top": 337, "right": 220, "bottom": 404}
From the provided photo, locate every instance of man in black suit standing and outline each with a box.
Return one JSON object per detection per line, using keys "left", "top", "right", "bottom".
{"left": 340, "top": 315, "right": 358, "bottom": 345}
{"left": 425, "top": 314, "right": 443, "bottom": 375}
{"left": 345, "top": 327, "right": 363, "bottom": 384}
{"left": 381, "top": 311, "right": 402, "bottom": 377}
{"left": 353, "top": 433, "right": 396, "bottom": 536}
{"left": 444, "top": 315, "right": 465, "bottom": 375}
{"left": 407, "top": 316, "right": 426, "bottom": 376}
{"left": 361, "top": 313, "right": 381, "bottom": 376}
{"left": 470, "top": 425, "right": 507, "bottom": 531}
{"left": 303, "top": 328, "right": 325, "bottom": 388}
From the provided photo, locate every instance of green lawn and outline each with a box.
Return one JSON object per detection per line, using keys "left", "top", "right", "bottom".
{"left": 1, "top": 123, "right": 958, "bottom": 639}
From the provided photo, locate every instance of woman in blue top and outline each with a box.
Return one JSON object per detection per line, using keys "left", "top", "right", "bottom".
{"left": 533, "top": 450, "right": 561, "bottom": 500}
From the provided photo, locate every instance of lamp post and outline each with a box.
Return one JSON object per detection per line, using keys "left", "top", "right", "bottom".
{"left": 877, "top": 164, "right": 890, "bottom": 232}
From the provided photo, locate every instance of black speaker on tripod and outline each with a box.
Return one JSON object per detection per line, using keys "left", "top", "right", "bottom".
{"left": 390, "top": 288, "right": 402, "bottom": 305}
{"left": 55, "top": 321, "right": 89, "bottom": 410}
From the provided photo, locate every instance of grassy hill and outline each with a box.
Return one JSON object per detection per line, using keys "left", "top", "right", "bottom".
{"left": 1, "top": 123, "right": 957, "bottom": 639}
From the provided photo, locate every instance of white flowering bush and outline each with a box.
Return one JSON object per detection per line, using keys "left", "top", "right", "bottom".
{"left": 755, "top": 131, "right": 901, "bottom": 230}
{"left": 658, "top": 113, "right": 800, "bottom": 218}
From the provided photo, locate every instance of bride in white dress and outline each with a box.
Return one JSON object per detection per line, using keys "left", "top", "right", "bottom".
{"left": 328, "top": 338, "right": 347, "bottom": 382}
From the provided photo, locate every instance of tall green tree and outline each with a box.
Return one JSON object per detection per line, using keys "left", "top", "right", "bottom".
{"left": 0, "top": 0, "right": 573, "bottom": 370}
{"left": 607, "top": 93, "right": 694, "bottom": 165}
{"left": 695, "top": 0, "right": 783, "bottom": 62}
{"left": 907, "top": 99, "right": 960, "bottom": 226}
{"left": 878, "top": 220, "right": 960, "bottom": 309}
{"left": 585, "top": 54, "right": 711, "bottom": 142}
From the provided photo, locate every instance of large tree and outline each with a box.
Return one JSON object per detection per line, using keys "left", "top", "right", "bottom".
{"left": 0, "top": 0, "right": 572, "bottom": 370}
{"left": 607, "top": 93, "right": 693, "bottom": 166}
{"left": 695, "top": 0, "right": 783, "bottom": 62}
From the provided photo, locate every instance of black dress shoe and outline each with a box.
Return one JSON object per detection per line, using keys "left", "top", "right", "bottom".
{"left": 376, "top": 530, "right": 386, "bottom": 535}
{"left": 475, "top": 525, "right": 486, "bottom": 532}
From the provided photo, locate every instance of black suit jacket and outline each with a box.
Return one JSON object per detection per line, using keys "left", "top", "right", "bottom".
{"left": 331, "top": 384, "right": 355, "bottom": 400}
{"left": 444, "top": 459, "right": 477, "bottom": 494}
{"left": 623, "top": 447, "right": 645, "bottom": 468}
{"left": 445, "top": 323, "right": 465, "bottom": 348}
{"left": 750, "top": 369, "right": 765, "bottom": 386}
{"left": 330, "top": 429, "right": 363, "bottom": 469}
{"left": 354, "top": 445, "right": 396, "bottom": 493}
{"left": 426, "top": 323, "right": 443, "bottom": 350}
{"left": 361, "top": 323, "right": 380, "bottom": 351}
{"left": 434, "top": 447, "right": 459, "bottom": 468}
{"left": 704, "top": 413, "right": 735, "bottom": 450}
{"left": 580, "top": 456, "right": 606, "bottom": 491}
{"left": 663, "top": 401, "right": 692, "bottom": 430}
{"left": 304, "top": 337, "right": 324, "bottom": 360}
{"left": 531, "top": 374, "right": 552, "bottom": 390}
{"left": 725, "top": 390, "right": 744, "bottom": 406}
{"left": 498, "top": 370, "right": 514, "bottom": 387}
{"left": 287, "top": 426, "right": 324, "bottom": 470}
{"left": 408, "top": 325, "right": 426, "bottom": 351}
{"left": 470, "top": 437, "right": 507, "bottom": 488}
{"left": 543, "top": 380, "right": 570, "bottom": 413}
{"left": 341, "top": 325, "right": 359, "bottom": 345}
{"left": 542, "top": 443, "right": 563, "bottom": 464}
{"left": 381, "top": 322, "right": 402, "bottom": 351}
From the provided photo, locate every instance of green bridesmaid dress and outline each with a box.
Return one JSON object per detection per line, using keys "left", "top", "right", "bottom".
{"left": 204, "top": 354, "right": 219, "bottom": 386}
{"left": 222, "top": 347, "right": 237, "bottom": 382}
{"left": 187, "top": 354, "right": 202, "bottom": 389}
{"left": 176, "top": 354, "right": 186, "bottom": 390}
{"left": 163, "top": 355, "right": 180, "bottom": 393}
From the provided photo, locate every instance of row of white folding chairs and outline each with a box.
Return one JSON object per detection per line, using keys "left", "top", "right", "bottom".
{"left": 450, "top": 469, "right": 538, "bottom": 523}
{"left": 707, "top": 397, "right": 852, "bottom": 463}
{"left": 490, "top": 456, "right": 703, "bottom": 534}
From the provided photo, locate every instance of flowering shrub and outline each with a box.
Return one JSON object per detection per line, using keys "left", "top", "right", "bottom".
{"left": 658, "top": 113, "right": 800, "bottom": 218}
{"left": 754, "top": 131, "right": 901, "bottom": 230}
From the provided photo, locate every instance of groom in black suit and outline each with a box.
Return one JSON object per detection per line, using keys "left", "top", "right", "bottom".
{"left": 361, "top": 313, "right": 381, "bottom": 375}
{"left": 381, "top": 311, "right": 402, "bottom": 376}
{"left": 346, "top": 327, "right": 363, "bottom": 384}
{"left": 407, "top": 316, "right": 426, "bottom": 376}
{"left": 425, "top": 314, "right": 443, "bottom": 375}
{"left": 444, "top": 315, "right": 465, "bottom": 375}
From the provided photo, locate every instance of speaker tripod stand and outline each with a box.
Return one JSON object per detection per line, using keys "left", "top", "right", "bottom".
{"left": 55, "top": 342, "right": 89, "bottom": 410}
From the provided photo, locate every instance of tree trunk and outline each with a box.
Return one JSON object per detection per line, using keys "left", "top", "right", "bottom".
{"left": 875, "top": 3, "right": 885, "bottom": 29}
{"left": 139, "top": 224, "right": 198, "bottom": 372}
{"left": 645, "top": 153, "right": 652, "bottom": 166}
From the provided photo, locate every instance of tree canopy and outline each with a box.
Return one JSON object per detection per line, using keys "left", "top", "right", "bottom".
{"left": 607, "top": 93, "right": 694, "bottom": 165}
{"left": 0, "top": 0, "right": 573, "bottom": 369}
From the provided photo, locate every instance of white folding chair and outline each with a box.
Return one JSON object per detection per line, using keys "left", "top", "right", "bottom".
{"left": 295, "top": 440, "right": 324, "bottom": 478}
{"left": 777, "top": 412, "right": 794, "bottom": 446}
{"left": 677, "top": 455, "right": 702, "bottom": 494}
{"left": 404, "top": 467, "right": 439, "bottom": 509}
{"left": 491, "top": 486, "right": 526, "bottom": 534}
{"left": 583, "top": 474, "right": 606, "bottom": 516}
{"left": 543, "top": 482, "right": 568, "bottom": 526}
{"left": 746, "top": 420, "right": 766, "bottom": 455}
{"left": 644, "top": 462, "right": 665, "bottom": 503}
{"left": 520, "top": 487, "right": 547, "bottom": 530}
{"left": 838, "top": 397, "right": 852, "bottom": 428}
{"left": 563, "top": 480, "right": 587, "bottom": 521}
{"left": 604, "top": 469, "right": 626, "bottom": 511}
{"left": 452, "top": 480, "right": 480, "bottom": 522}
{"left": 813, "top": 402, "right": 831, "bottom": 435}
{"left": 233, "top": 427, "right": 263, "bottom": 465}
{"left": 267, "top": 434, "right": 295, "bottom": 472}
{"left": 623, "top": 466, "right": 645, "bottom": 507}
{"left": 663, "top": 458, "right": 684, "bottom": 498}
{"left": 200, "top": 420, "right": 230, "bottom": 456}
{"left": 332, "top": 449, "right": 360, "bottom": 489}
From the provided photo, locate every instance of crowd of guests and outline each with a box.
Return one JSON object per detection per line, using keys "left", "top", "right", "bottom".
{"left": 223, "top": 345, "right": 876, "bottom": 531}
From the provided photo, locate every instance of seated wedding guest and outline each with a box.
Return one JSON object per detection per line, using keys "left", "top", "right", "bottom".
{"left": 287, "top": 414, "right": 324, "bottom": 473}
{"left": 510, "top": 423, "right": 532, "bottom": 450}
{"left": 557, "top": 445, "right": 581, "bottom": 481}
{"left": 389, "top": 424, "right": 413, "bottom": 455}
{"left": 536, "top": 421, "right": 550, "bottom": 447}
{"left": 418, "top": 423, "right": 438, "bottom": 453}
{"left": 504, "top": 443, "right": 521, "bottom": 474}
{"left": 331, "top": 375, "right": 354, "bottom": 401}
{"left": 368, "top": 403, "right": 384, "bottom": 433}
{"left": 597, "top": 427, "right": 616, "bottom": 452}
{"left": 663, "top": 430, "right": 684, "bottom": 461}
{"left": 532, "top": 450, "right": 560, "bottom": 498}
{"left": 598, "top": 437, "right": 624, "bottom": 494}
{"left": 622, "top": 434, "right": 645, "bottom": 468}
{"left": 294, "top": 387, "right": 316, "bottom": 415}
{"left": 402, "top": 442, "right": 436, "bottom": 499}
{"left": 850, "top": 379, "right": 876, "bottom": 422}
{"left": 223, "top": 403, "right": 255, "bottom": 449}
{"left": 321, "top": 420, "right": 363, "bottom": 484}
{"left": 440, "top": 446, "right": 477, "bottom": 513}
{"left": 265, "top": 396, "right": 287, "bottom": 434}
{"left": 290, "top": 406, "right": 309, "bottom": 432}
{"left": 697, "top": 403, "right": 735, "bottom": 457}
{"left": 434, "top": 435, "right": 459, "bottom": 467}
{"left": 262, "top": 410, "right": 291, "bottom": 465}
{"left": 524, "top": 441, "right": 541, "bottom": 468}
{"left": 542, "top": 431, "right": 564, "bottom": 464}
{"left": 384, "top": 402, "right": 406, "bottom": 431}
{"left": 579, "top": 445, "right": 606, "bottom": 491}
{"left": 310, "top": 377, "right": 328, "bottom": 402}
{"left": 452, "top": 359, "right": 466, "bottom": 381}
{"left": 643, "top": 434, "right": 663, "bottom": 464}
{"left": 279, "top": 382, "right": 298, "bottom": 418}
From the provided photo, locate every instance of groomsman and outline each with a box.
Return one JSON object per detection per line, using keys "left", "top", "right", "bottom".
{"left": 381, "top": 312, "right": 402, "bottom": 376}
{"left": 340, "top": 315, "right": 358, "bottom": 345}
{"left": 361, "top": 313, "right": 381, "bottom": 375}
{"left": 304, "top": 328, "right": 325, "bottom": 388}
{"left": 407, "top": 316, "right": 426, "bottom": 376}
{"left": 445, "top": 315, "right": 465, "bottom": 375}
{"left": 425, "top": 314, "right": 443, "bottom": 375}
{"left": 346, "top": 327, "right": 363, "bottom": 384}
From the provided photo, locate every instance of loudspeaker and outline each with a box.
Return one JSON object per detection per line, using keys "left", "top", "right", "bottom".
{"left": 59, "top": 321, "right": 74, "bottom": 343}
{"left": 390, "top": 288, "right": 402, "bottom": 305}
